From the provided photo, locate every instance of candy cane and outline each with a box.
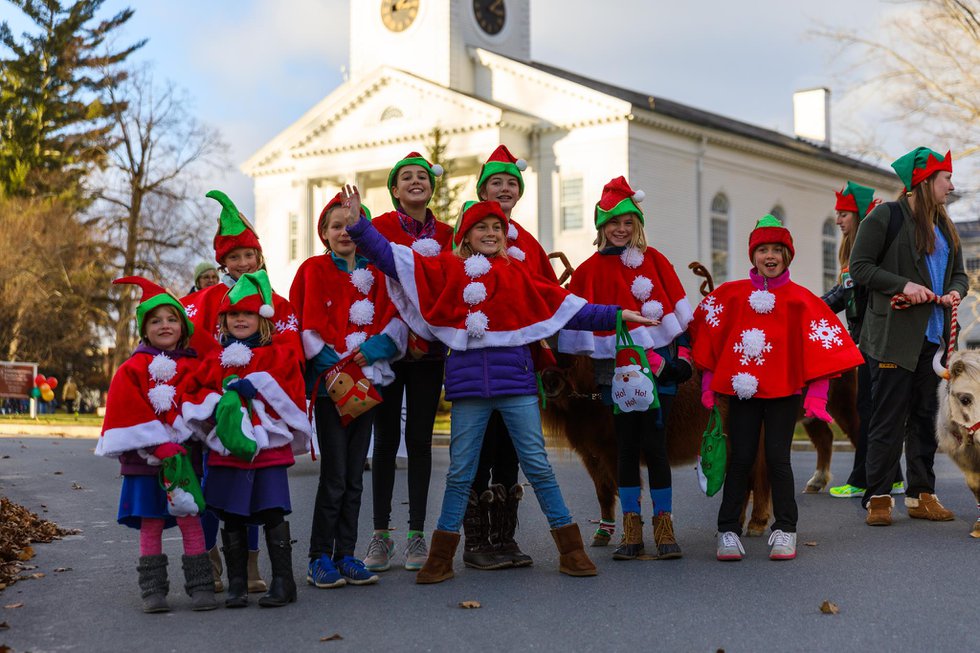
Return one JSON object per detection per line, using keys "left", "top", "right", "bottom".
{"left": 891, "top": 293, "right": 959, "bottom": 378}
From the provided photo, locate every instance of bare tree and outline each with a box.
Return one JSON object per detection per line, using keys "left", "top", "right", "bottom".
{"left": 89, "top": 65, "right": 230, "bottom": 370}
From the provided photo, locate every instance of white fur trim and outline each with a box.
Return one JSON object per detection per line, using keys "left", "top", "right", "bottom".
{"left": 95, "top": 420, "right": 178, "bottom": 458}
{"left": 346, "top": 331, "right": 368, "bottom": 351}
{"left": 301, "top": 329, "right": 327, "bottom": 360}
{"left": 147, "top": 354, "right": 177, "bottom": 383}
{"left": 740, "top": 328, "right": 766, "bottom": 358}
{"left": 620, "top": 247, "right": 643, "bottom": 269}
{"left": 465, "top": 311, "right": 489, "bottom": 337}
{"left": 430, "top": 164, "right": 444, "bottom": 177}
{"left": 411, "top": 238, "right": 442, "bottom": 257}
{"left": 631, "top": 276, "right": 653, "bottom": 302}
{"left": 632, "top": 189, "right": 645, "bottom": 203}
{"left": 167, "top": 487, "right": 200, "bottom": 517}
{"left": 464, "top": 253, "right": 492, "bottom": 278}
{"left": 463, "top": 281, "right": 488, "bottom": 305}
{"left": 350, "top": 268, "right": 374, "bottom": 295}
{"left": 506, "top": 246, "right": 526, "bottom": 261}
{"left": 507, "top": 223, "right": 519, "bottom": 241}
{"left": 731, "top": 372, "right": 759, "bottom": 399}
{"left": 349, "top": 298, "right": 375, "bottom": 326}
{"left": 244, "top": 371, "right": 313, "bottom": 445}
{"left": 748, "top": 289, "right": 776, "bottom": 314}
{"left": 641, "top": 300, "right": 664, "bottom": 321}
{"left": 259, "top": 304, "right": 275, "bottom": 318}
{"left": 558, "top": 297, "right": 693, "bottom": 358}
{"left": 147, "top": 383, "right": 176, "bottom": 414}
{"left": 220, "top": 342, "right": 253, "bottom": 368}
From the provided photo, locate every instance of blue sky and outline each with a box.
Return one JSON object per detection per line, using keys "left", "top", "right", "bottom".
{"left": 4, "top": 0, "right": 910, "bottom": 216}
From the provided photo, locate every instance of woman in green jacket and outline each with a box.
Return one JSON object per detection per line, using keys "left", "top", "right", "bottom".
{"left": 849, "top": 147, "right": 968, "bottom": 526}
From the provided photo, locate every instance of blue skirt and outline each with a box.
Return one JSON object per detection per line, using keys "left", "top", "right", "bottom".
{"left": 117, "top": 475, "right": 177, "bottom": 530}
{"left": 204, "top": 465, "right": 291, "bottom": 518}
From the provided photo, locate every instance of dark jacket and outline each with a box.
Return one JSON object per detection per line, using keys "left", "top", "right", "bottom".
{"left": 849, "top": 197, "right": 968, "bottom": 371}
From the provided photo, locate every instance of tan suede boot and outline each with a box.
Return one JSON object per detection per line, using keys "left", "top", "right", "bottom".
{"left": 866, "top": 495, "right": 894, "bottom": 526}
{"left": 550, "top": 523, "right": 598, "bottom": 577}
{"left": 208, "top": 547, "right": 224, "bottom": 593}
{"left": 247, "top": 549, "right": 268, "bottom": 593}
{"left": 416, "top": 530, "right": 460, "bottom": 585}
{"left": 906, "top": 493, "right": 955, "bottom": 521}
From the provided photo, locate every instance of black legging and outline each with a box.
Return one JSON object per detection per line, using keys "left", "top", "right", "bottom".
{"left": 222, "top": 508, "right": 284, "bottom": 532}
{"left": 472, "top": 411, "right": 520, "bottom": 492}
{"left": 614, "top": 395, "right": 673, "bottom": 489}
{"left": 372, "top": 359, "right": 444, "bottom": 532}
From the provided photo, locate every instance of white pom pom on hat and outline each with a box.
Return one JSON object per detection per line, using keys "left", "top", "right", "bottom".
{"left": 632, "top": 189, "right": 645, "bottom": 203}
{"left": 430, "top": 164, "right": 444, "bottom": 177}
{"left": 259, "top": 304, "right": 275, "bottom": 318}
{"left": 515, "top": 158, "right": 527, "bottom": 171}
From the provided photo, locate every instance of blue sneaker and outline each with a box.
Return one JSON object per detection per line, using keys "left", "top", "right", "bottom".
{"left": 307, "top": 555, "right": 345, "bottom": 589}
{"left": 337, "top": 556, "right": 379, "bottom": 585}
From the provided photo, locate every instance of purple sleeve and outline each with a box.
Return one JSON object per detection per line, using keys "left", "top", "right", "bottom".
{"left": 347, "top": 217, "right": 398, "bottom": 280}
{"left": 566, "top": 303, "right": 619, "bottom": 331}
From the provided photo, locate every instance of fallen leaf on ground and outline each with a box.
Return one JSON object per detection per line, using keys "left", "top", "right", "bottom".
{"left": 16, "top": 547, "right": 33, "bottom": 561}
{"left": 820, "top": 600, "right": 840, "bottom": 615}
{"left": 53, "top": 567, "right": 71, "bottom": 573}
{"left": 804, "top": 541, "right": 818, "bottom": 547}
{"left": 0, "top": 621, "right": 8, "bottom": 629}
{"left": 1, "top": 455, "right": 8, "bottom": 459}
{"left": 22, "top": 572, "right": 45, "bottom": 580}
{"left": 459, "top": 600, "right": 481, "bottom": 609}
{"left": 3, "top": 604, "right": 22, "bottom": 609}
{"left": 71, "top": 482, "right": 84, "bottom": 490}
{"left": 320, "top": 633, "right": 343, "bottom": 642}
{"left": 0, "top": 644, "right": 11, "bottom": 652}
{"left": 53, "top": 471, "right": 62, "bottom": 475}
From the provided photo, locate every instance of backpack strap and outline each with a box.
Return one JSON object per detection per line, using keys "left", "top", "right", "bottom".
{"left": 876, "top": 201, "right": 904, "bottom": 265}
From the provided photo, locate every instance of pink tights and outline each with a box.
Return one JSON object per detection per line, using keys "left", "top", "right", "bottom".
{"left": 139, "top": 516, "right": 206, "bottom": 556}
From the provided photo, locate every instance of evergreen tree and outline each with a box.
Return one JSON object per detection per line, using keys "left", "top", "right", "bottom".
{"left": 425, "top": 126, "right": 466, "bottom": 225}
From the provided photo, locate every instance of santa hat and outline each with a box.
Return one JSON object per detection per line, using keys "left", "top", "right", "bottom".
{"left": 453, "top": 201, "right": 509, "bottom": 250}
{"left": 113, "top": 276, "right": 194, "bottom": 338}
{"left": 386, "top": 151, "right": 444, "bottom": 208}
{"left": 891, "top": 147, "right": 952, "bottom": 191}
{"left": 316, "top": 192, "right": 372, "bottom": 248}
{"left": 834, "top": 181, "right": 879, "bottom": 218}
{"left": 615, "top": 347, "right": 647, "bottom": 373}
{"left": 218, "top": 270, "right": 275, "bottom": 319}
{"left": 594, "top": 176, "right": 645, "bottom": 228}
{"left": 208, "top": 190, "right": 262, "bottom": 264}
{"left": 477, "top": 145, "right": 527, "bottom": 196}
{"left": 748, "top": 214, "right": 795, "bottom": 262}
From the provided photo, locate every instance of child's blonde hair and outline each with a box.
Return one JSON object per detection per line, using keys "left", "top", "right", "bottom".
{"left": 594, "top": 221, "right": 648, "bottom": 251}
{"left": 219, "top": 312, "right": 274, "bottom": 345}
{"left": 140, "top": 304, "right": 190, "bottom": 350}
{"left": 219, "top": 247, "right": 266, "bottom": 273}
{"left": 453, "top": 209, "right": 509, "bottom": 260}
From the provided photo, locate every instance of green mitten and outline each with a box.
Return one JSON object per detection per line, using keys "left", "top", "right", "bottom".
{"left": 214, "top": 375, "right": 258, "bottom": 462}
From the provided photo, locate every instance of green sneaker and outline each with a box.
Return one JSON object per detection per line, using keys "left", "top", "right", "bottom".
{"left": 829, "top": 484, "right": 864, "bottom": 498}
{"left": 890, "top": 482, "right": 905, "bottom": 495}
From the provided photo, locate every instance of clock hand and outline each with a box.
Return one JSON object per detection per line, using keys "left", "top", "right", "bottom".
{"left": 489, "top": 0, "right": 503, "bottom": 14}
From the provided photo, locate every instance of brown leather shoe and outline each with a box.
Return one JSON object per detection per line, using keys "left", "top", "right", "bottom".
{"left": 415, "top": 530, "right": 460, "bottom": 584}
{"left": 550, "top": 523, "right": 598, "bottom": 576}
{"left": 906, "top": 493, "right": 955, "bottom": 521}
{"left": 612, "top": 512, "right": 644, "bottom": 560}
{"left": 653, "top": 512, "right": 683, "bottom": 560}
{"left": 866, "top": 495, "right": 893, "bottom": 526}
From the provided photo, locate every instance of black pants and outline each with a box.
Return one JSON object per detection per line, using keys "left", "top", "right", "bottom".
{"left": 309, "top": 398, "right": 374, "bottom": 560}
{"left": 717, "top": 395, "right": 800, "bottom": 535}
{"left": 472, "top": 411, "right": 520, "bottom": 492}
{"left": 372, "top": 359, "right": 444, "bottom": 531}
{"left": 223, "top": 508, "right": 284, "bottom": 531}
{"left": 845, "top": 358, "right": 903, "bottom": 488}
{"left": 614, "top": 395, "right": 673, "bottom": 489}
{"left": 863, "top": 341, "right": 940, "bottom": 505}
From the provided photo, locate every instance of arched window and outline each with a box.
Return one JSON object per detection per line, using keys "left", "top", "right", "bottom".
{"left": 710, "top": 193, "right": 730, "bottom": 283}
{"left": 822, "top": 217, "right": 838, "bottom": 292}
{"left": 770, "top": 204, "right": 786, "bottom": 223}
{"left": 380, "top": 106, "right": 404, "bottom": 121}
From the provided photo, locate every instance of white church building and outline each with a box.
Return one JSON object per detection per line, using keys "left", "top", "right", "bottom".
{"left": 243, "top": 0, "right": 900, "bottom": 300}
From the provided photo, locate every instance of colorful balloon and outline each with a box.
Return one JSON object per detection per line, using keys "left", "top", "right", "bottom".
{"left": 30, "top": 387, "right": 41, "bottom": 399}
{"left": 40, "top": 383, "right": 51, "bottom": 394}
{"left": 41, "top": 389, "right": 55, "bottom": 402}
{"left": 47, "top": 377, "right": 58, "bottom": 390}
{"left": 34, "top": 374, "right": 45, "bottom": 387}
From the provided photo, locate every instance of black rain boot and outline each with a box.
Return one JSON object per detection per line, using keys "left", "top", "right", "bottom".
{"left": 137, "top": 554, "right": 170, "bottom": 613}
{"left": 182, "top": 553, "right": 218, "bottom": 611}
{"left": 221, "top": 527, "right": 249, "bottom": 608}
{"left": 463, "top": 489, "right": 511, "bottom": 570}
{"left": 493, "top": 484, "right": 533, "bottom": 568}
{"left": 258, "top": 521, "right": 296, "bottom": 607}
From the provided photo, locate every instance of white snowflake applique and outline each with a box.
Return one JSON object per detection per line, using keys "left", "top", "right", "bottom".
{"left": 702, "top": 296, "right": 724, "bottom": 328}
{"left": 185, "top": 304, "right": 198, "bottom": 319}
{"left": 733, "top": 328, "right": 772, "bottom": 366}
{"left": 809, "top": 319, "right": 843, "bottom": 350}
{"left": 276, "top": 314, "right": 299, "bottom": 333}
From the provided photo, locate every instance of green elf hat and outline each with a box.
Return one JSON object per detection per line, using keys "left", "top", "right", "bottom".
{"left": 890, "top": 147, "right": 952, "bottom": 191}
{"left": 594, "top": 176, "right": 645, "bottom": 228}
{"left": 218, "top": 270, "right": 275, "bottom": 319}
{"left": 113, "top": 276, "right": 194, "bottom": 338}
{"left": 834, "top": 181, "right": 879, "bottom": 218}
{"left": 452, "top": 200, "right": 509, "bottom": 250}
{"left": 317, "top": 191, "right": 372, "bottom": 248}
{"left": 208, "top": 190, "right": 262, "bottom": 264}
{"left": 748, "top": 214, "right": 795, "bottom": 262}
{"left": 477, "top": 145, "right": 527, "bottom": 196}
{"left": 386, "top": 151, "right": 444, "bottom": 209}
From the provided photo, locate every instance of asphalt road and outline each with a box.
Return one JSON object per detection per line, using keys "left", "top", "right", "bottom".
{"left": 0, "top": 436, "right": 977, "bottom": 653}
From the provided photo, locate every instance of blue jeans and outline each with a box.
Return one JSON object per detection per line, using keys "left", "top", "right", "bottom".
{"left": 436, "top": 395, "right": 572, "bottom": 532}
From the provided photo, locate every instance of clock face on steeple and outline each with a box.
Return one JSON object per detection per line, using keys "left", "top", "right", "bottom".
{"left": 380, "top": 0, "right": 420, "bottom": 32}
{"left": 473, "top": 0, "right": 506, "bottom": 35}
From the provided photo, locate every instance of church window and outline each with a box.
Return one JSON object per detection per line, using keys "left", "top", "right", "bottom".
{"left": 710, "top": 193, "right": 730, "bottom": 284}
{"left": 560, "top": 178, "right": 583, "bottom": 230}
{"left": 288, "top": 213, "right": 299, "bottom": 261}
{"left": 822, "top": 217, "right": 837, "bottom": 292}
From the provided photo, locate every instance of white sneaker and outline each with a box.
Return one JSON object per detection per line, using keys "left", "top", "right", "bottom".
{"left": 768, "top": 529, "right": 797, "bottom": 560}
{"left": 716, "top": 531, "right": 744, "bottom": 561}
{"left": 363, "top": 531, "right": 395, "bottom": 572}
{"left": 403, "top": 533, "right": 428, "bottom": 571}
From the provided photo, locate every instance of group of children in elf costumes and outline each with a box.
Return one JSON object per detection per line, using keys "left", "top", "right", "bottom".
{"left": 100, "top": 142, "right": 961, "bottom": 612}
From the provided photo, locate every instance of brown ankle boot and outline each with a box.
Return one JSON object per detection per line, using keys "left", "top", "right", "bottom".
{"left": 550, "top": 524, "right": 597, "bottom": 577}
{"left": 612, "top": 513, "right": 644, "bottom": 560}
{"left": 906, "top": 493, "right": 955, "bottom": 521}
{"left": 416, "top": 530, "right": 460, "bottom": 584}
{"left": 653, "top": 512, "right": 682, "bottom": 560}
{"left": 866, "top": 495, "right": 894, "bottom": 526}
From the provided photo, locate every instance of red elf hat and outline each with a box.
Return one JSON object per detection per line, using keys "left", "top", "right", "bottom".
{"left": 452, "top": 201, "right": 509, "bottom": 250}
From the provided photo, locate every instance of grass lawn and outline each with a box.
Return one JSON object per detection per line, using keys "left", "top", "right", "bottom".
{"left": 0, "top": 413, "right": 103, "bottom": 426}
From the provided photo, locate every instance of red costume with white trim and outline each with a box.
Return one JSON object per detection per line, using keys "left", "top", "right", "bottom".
{"left": 506, "top": 219, "right": 559, "bottom": 284}
{"left": 371, "top": 210, "right": 454, "bottom": 257}
{"left": 690, "top": 276, "right": 863, "bottom": 399}
{"left": 559, "top": 247, "right": 693, "bottom": 358}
